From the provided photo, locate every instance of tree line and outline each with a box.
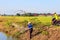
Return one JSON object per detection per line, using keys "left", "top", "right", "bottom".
{"left": 0, "top": 13, "right": 59, "bottom": 16}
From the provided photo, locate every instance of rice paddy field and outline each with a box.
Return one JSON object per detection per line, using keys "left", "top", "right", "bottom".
{"left": 0, "top": 16, "right": 60, "bottom": 40}
{"left": 0, "top": 16, "right": 52, "bottom": 27}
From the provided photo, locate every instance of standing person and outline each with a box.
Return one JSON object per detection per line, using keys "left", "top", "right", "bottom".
{"left": 28, "top": 22, "right": 33, "bottom": 39}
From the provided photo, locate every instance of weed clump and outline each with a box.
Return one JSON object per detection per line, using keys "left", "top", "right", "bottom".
{"left": 41, "top": 31, "right": 49, "bottom": 35}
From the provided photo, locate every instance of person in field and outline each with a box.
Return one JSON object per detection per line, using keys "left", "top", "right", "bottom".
{"left": 28, "top": 22, "right": 33, "bottom": 39}
{"left": 54, "top": 13, "right": 59, "bottom": 20}
{"left": 52, "top": 13, "right": 59, "bottom": 25}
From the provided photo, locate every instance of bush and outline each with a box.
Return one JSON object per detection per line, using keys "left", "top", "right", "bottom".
{"left": 22, "top": 20, "right": 28, "bottom": 27}
{"left": 5, "top": 21, "right": 12, "bottom": 27}
{"left": 41, "top": 31, "right": 49, "bottom": 35}
{"left": 30, "top": 18, "right": 41, "bottom": 26}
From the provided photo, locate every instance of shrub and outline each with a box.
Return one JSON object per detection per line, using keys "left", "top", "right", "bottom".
{"left": 22, "top": 20, "right": 28, "bottom": 27}
{"left": 30, "top": 18, "right": 41, "bottom": 26}
{"left": 41, "top": 31, "right": 49, "bottom": 35}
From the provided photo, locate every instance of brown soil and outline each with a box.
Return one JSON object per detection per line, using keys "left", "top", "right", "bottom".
{"left": 17, "top": 26, "right": 60, "bottom": 40}
{"left": 0, "top": 24, "right": 60, "bottom": 40}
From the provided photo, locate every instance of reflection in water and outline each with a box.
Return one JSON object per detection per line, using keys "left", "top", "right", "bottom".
{"left": 7, "top": 36, "right": 13, "bottom": 40}
{"left": 0, "top": 32, "right": 17, "bottom": 40}
{"left": 0, "top": 32, "right": 7, "bottom": 40}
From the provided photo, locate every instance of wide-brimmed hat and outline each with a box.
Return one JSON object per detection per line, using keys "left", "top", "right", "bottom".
{"left": 28, "top": 22, "right": 31, "bottom": 24}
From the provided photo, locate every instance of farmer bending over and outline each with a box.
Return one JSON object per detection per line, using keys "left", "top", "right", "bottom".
{"left": 54, "top": 12, "right": 59, "bottom": 20}
{"left": 28, "top": 22, "right": 33, "bottom": 39}
{"left": 52, "top": 13, "right": 59, "bottom": 25}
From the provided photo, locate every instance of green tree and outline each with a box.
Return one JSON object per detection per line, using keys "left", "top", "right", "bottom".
{"left": 16, "top": 13, "right": 20, "bottom": 16}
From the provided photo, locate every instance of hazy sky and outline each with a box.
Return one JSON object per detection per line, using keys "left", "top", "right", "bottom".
{"left": 0, "top": 0, "right": 60, "bottom": 14}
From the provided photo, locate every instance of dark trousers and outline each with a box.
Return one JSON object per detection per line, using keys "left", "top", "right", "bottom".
{"left": 29, "top": 28, "right": 33, "bottom": 39}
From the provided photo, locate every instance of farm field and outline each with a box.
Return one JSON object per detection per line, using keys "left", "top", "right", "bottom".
{"left": 0, "top": 16, "right": 52, "bottom": 26}
{"left": 0, "top": 16, "right": 60, "bottom": 40}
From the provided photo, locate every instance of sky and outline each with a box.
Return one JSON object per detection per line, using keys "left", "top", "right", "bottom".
{"left": 0, "top": 0, "right": 60, "bottom": 15}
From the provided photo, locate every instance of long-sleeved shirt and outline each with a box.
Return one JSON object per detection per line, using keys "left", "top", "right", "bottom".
{"left": 28, "top": 24, "right": 33, "bottom": 29}
{"left": 54, "top": 13, "right": 58, "bottom": 20}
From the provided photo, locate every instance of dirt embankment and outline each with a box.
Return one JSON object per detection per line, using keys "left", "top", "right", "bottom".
{"left": 31, "top": 27, "right": 60, "bottom": 40}
{"left": 0, "top": 24, "right": 60, "bottom": 40}
{"left": 18, "top": 26, "right": 60, "bottom": 40}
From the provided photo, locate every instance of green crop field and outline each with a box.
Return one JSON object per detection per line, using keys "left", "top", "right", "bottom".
{"left": 0, "top": 16, "right": 52, "bottom": 26}
{"left": 0, "top": 16, "right": 53, "bottom": 27}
